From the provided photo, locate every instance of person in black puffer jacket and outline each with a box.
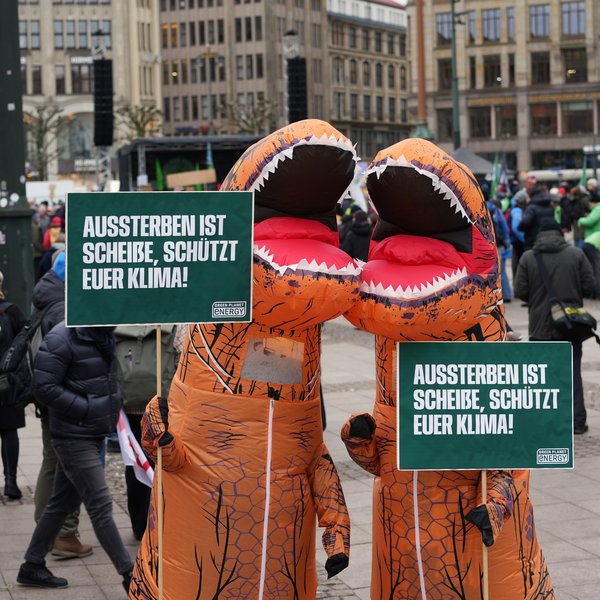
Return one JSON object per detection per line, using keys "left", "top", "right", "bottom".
{"left": 18, "top": 324, "right": 133, "bottom": 592}
{"left": 340, "top": 210, "right": 372, "bottom": 262}
{"left": 518, "top": 184, "right": 557, "bottom": 250}
{"left": 30, "top": 253, "right": 92, "bottom": 560}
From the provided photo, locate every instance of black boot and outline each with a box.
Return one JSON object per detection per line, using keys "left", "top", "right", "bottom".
{"left": 4, "top": 476, "right": 22, "bottom": 500}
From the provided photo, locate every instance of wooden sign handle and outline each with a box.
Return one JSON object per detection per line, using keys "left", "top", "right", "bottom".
{"left": 482, "top": 469, "right": 489, "bottom": 600}
{"left": 156, "top": 325, "right": 164, "bottom": 600}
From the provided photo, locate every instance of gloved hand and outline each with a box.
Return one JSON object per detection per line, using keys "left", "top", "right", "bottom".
{"left": 325, "top": 553, "right": 349, "bottom": 579}
{"left": 142, "top": 396, "right": 173, "bottom": 450}
{"left": 466, "top": 504, "right": 494, "bottom": 547}
{"left": 349, "top": 414, "right": 376, "bottom": 439}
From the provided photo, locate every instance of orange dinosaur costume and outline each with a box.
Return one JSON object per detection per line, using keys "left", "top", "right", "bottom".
{"left": 342, "top": 139, "right": 554, "bottom": 599}
{"left": 131, "top": 120, "right": 361, "bottom": 599}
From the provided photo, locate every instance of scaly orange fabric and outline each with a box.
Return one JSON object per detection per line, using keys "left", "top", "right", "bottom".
{"left": 342, "top": 139, "right": 554, "bottom": 599}
{"left": 131, "top": 120, "right": 360, "bottom": 599}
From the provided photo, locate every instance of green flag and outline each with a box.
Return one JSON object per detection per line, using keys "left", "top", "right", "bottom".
{"left": 155, "top": 158, "right": 165, "bottom": 191}
{"left": 579, "top": 155, "right": 588, "bottom": 190}
{"left": 194, "top": 162, "right": 203, "bottom": 191}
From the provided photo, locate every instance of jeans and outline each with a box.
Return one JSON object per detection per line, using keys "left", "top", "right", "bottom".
{"left": 25, "top": 437, "right": 133, "bottom": 576}
{"left": 34, "top": 419, "right": 80, "bottom": 538}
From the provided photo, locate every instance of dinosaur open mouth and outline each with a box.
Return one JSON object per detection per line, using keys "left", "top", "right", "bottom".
{"left": 361, "top": 159, "right": 494, "bottom": 304}
{"left": 368, "top": 159, "right": 474, "bottom": 253}
{"left": 250, "top": 139, "right": 358, "bottom": 228}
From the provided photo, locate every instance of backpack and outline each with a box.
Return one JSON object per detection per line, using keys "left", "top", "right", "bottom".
{"left": 114, "top": 325, "right": 177, "bottom": 413}
{"left": 503, "top": 208, "right": 513, "bottom": 239}
{"left": 0, "top": 306, "right": 47, "bottom": 409}
{"left": 0, "top": 302, "right": 15, "bottom": 360}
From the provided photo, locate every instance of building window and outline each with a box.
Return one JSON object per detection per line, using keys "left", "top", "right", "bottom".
{"left": 469, "top": 107, "right": 491, "bottom": 138}
{"left": 161, "top": 23, "right": 169, "bottom": 48}
{"left": 508, "top": 53, "right": 515, "bottom": 85}
{"left": 235, "top": 18, "right": 242, "bottom": 43}
{"left": 218, "top": 19, "right": 224, "bottom": 43}
{"left": 31, "top": 65, "right": 42, "bottom": 94}
{"left": 531, "top": 52, "right": 550, "bottom": 85}
{"left": 363, "top": 61, "right": 370, "bottom": 86}
{"left": 374, "top": 31, "right": 382, "bottom": 53}
{"left": 376, "top": 96, "right": 383, "bottom": 121}
{"left": 199, "top": 21, "right": 205, "bottom": 45}
{"left": 192, "top": 96, "right": 199, "bottom": 120}
{"left": 164, "top": 97, "right": 170, "bottom": 122}
{"left": 171, "top": 60, "right": 179, "bottom": 84}
{"left": 362, "top": 29, "right": 369, "bottom": 51}
{"left": 469, "top": 56, "right": 476, "bottom": 88}
{"left": 55, "top": 65, "right": 66, "bottom": 94}
{"left": 375, "top": 63, "right": 383, "bottom": 87}
{"left": 363, "top": 95, "right": 371, "bottom": 121}
{"left": 256, "top": 54, "right": 263, "bottom": 78}
{"left": 182, "top": 96, "right": 189, "bottom": 121}
{"left": 530, "top": 103, "right": 557, "bottom": 135}
{"left": 438, "top": 58, "right": 452, "bottom": 91}
{"left": 181, "top": 59, "right": 188, "bottom": 84}
{"left": 388, "top": 97, "right": 395, "bottom": 121}
{"left": 563, "top": 48, "right": 587, "bottom": 82}
{"left": 562, "top": 1, "right": 585, "bottom": 36}
{"left": 400, "top": 66, "right": 407, "bottom": 90}
{"left": 54, "top": 20, "right": 64, "bottom": 49}
{"left": 31, "top": 20, "right": 40, "bottom": 49}
{"left": 530, "top": 4, "right": 550, "bottom": 38}
{"left": 245, "top": 16, "right": 252, "bottom": 41}
{"left": 255, "top": 16, "right": 262, "bottom": 41}
{"left": 332, "top": 22, "right": 343, "bottom": 46}
{"left": 468, "top": 11, "right": 476, "bottom": 43}
{"left": 437, "top": 108, "right": 453, "bottom": 142}
{"left": 400, "top": 99, "right": 407, "bottom": 122}
{"left": 387, "top": 33, "right": 394, "bottom": 54}
{"left": 173, "top": 97, "right": 181, "bottom": 121}
{"left": 399, "top": 34, "right": 406, "bottom": 56}
{"left": 350, "top": 93, "right": 358, "bottom": 120}
{"left": 19, "top": 21, "right": 27, "bottom": 50}
{"left": 333, "top": 57, "right": 343, "bottom": 84}
{"left": 562, "top": 101, "right": 592, "bottom": 134}
{"left": 102, "top": 20, "right": 112, "bottom": 48}
{"left": 190, "top": 22, "right": 196, "bottom": 45}
{"left": 507, "top": 7, "right": 515, "bottom": 41}
{"left": 246, "top": 54, "right": 253, "bottom": 78}
{"left": 349, "top": 59, "right": 357, "bottom": 84}
{"left": 436, "top": 12, "right": 452, "bottom": 45}
{"left": 71, "top": 63, "right": 91, "bottom": 94}
{"left": 483, "top": 55, "right": 502, "bottom": 87}
{"left": 496, "top": 105, "right": 517, "bottom": 137}
{"left": 387, "top": 65, "right": 395, "bottom": 88}
{"left": 236, "top": 55, "right": 243, "bottom": 79}
{"left": 66, "top": 20, "right": 75, "bottom": 49}
{"left": 179, "top": 21, "right": 186, "bottom": 46}
{"left": 333, "top": 91, "right": 345, "bottom": 120}
{"left": 207, "top": 20, "right": 215, "bottom": 44}
{"left": 482, "top": 9, "right": 500, "bottom": 41}
{"left": 78, "top": 21, "right": 87, "bottom": 48}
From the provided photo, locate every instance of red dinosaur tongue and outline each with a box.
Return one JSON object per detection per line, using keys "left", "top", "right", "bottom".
{"left": 365, "top": 235, "right": 468, "bottom": 291}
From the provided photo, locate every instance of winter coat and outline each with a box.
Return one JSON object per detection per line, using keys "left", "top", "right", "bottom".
{"left": 514, "top": 230, "right": 595, "bottom": 340}
{"left": 31, "top": 270, "right": 65, "bottom": 337}
{"left": 518, "top": 192, "right": 555, "bottom": 249}
{"left": 0, "top": 301, "right": 27, "bottom": 430}
{"left": 32, "top": 324, "right": 122, "bottom": 439}
{"left": 579, "top": 203, "right": 600, "bottom": 238}
{"left": 340, "top": 220, "right": 372, "bottom": 262}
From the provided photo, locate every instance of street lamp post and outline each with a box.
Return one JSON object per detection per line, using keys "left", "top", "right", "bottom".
{"left": 450, "top": 0, "right": 461, "bottom": 150}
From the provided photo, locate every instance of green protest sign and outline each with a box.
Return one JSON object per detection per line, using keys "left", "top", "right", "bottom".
{"left": 66, "top": 192, "right": 253, "bottom": 326}
{"left": 397, "top": 342, "right": 573, "bottom": 470}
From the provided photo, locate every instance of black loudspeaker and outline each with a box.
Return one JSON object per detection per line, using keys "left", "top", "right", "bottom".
{"left": 93, "top": 58, "right": 114, "bottom": 147}
{"left": 287, "top": 57, "right": 307, "bottom": 123}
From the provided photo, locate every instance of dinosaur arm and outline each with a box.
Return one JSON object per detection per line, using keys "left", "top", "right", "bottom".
{"left": 340, "top": 413, "right": 381, "bottom": 476}
{"left": 141, "top": 396, "right": 189, "bottom": 473}
{"left": 308, "top": 444, "right": 350, "bottom": 578}
{"left": 466, "top": 470, "right": 514, "bottom": 547}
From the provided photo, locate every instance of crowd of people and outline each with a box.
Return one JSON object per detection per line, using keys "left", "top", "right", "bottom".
{"left": 1, "top": 174, "right": 598, "bottom": 591}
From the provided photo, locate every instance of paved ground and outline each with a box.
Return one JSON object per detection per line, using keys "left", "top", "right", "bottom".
{"left": 2, "top": 299, "right": 600, "bottom": 599}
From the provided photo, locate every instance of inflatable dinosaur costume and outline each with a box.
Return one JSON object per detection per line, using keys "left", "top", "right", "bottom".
{"left": 342, "top": 139, "right": 554, "bottom": 599}
{"left": 131, "top": 120, "right": 361, "bottom": 599}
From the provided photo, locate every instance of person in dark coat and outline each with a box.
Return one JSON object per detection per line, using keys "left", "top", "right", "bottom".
{"left": 340, "top": 210, "right": 372, "bottom": 262}
{"left": 514, "top": 219, "right": 595, "bottom": 435}
{"left": 0, "top": 272, "right": 27, "bottom": 500}
{"left": 518, "top": 184, "right": 556, "bottom": 250}
{"left": 30, "top": 252, "right": 92, "bottom": 559}
{"left": 18, "top": 324, "right": 133, "bottom": 591}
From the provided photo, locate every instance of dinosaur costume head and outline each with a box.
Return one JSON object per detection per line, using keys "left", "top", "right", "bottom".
{"left": 346, "top": 138, "right": 503, "bottom": 340}
{"left": 223, "top": 119, "right": 361, "bottom": 330}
